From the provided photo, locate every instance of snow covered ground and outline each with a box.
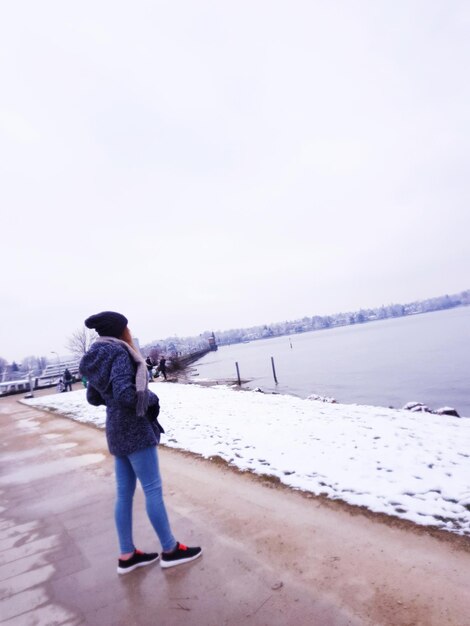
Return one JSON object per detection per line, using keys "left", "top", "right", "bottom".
{"left": 24, "top": 383, "right": 470, "bottom": 536}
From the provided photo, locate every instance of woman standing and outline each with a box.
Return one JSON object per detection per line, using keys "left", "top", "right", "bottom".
{"left": 80, "top": 311, "right": 202, "bottom": 574}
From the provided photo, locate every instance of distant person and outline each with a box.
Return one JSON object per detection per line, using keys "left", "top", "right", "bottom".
{"left": 145, "top": 356, "right": 154, "bottom": 381}
{"left": 80, "top": 311, "right": 202, "bottom": 574}
{"left": 63, "top": 368, "right": 73, "bottom": 392}
{"left": 57, "top": 378, "right": 65, "bottom": 393}
{"left": 158, "top": 356, "right": 167, "bottom": 380}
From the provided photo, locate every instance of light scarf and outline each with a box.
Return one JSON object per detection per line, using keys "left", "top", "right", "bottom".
{"left": 96, "top": 336, "right": 149, "bottom": 417}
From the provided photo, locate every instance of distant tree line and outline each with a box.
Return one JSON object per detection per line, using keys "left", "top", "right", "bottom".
{"left": 0, "top": 355, "right": 48, "bottom": 382}
{"left": 0, "top": 327, "right": 97, "bottom": 383}
{"left": 2, "top": 289, "right": 469, "bottom": 376}
{"left": 141, "top": 335, "right": 212, "bottom": 361}
{"left": 145, "top": 288, "right": 470, "bottom": 351}
{"left": 209, "top": 289, "right": 470, "bottom": 346}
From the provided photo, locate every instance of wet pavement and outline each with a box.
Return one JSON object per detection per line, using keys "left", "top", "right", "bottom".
{"left": 0, "top": 392, "right": 359, "bottom": 626}
{"left": 2, "top": 389, "right": 470, "bottom": 626}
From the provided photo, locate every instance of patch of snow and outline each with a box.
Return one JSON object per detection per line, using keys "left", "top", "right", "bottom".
{"left": 24, "top": 384, "right": 470, "bottom": 536}
{"left": 307, "top": 394, "right": 337, "bottom": 403}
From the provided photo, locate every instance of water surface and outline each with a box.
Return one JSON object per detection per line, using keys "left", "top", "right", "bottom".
{"left": 192, "top": 306, "right": 470, "bottom": 416}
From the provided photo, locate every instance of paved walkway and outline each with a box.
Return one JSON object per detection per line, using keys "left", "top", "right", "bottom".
{"left": 1, "top": 391, "right": 470, "bottom": 625}
{"left": 0, "top": 393, "right": 356, "bottom": 626}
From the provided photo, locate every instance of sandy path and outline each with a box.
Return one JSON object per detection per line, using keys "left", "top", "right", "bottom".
{"left": 163, "top": 448, "right": 470, "bottom": 626}
{"left": 1, "top": 391, "right": 469, "bottom": 625}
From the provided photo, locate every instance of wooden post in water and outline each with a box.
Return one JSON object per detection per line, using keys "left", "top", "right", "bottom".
{"left": 235, "top": 361, "right": 241, "bottom": 386}
{"left": 271, "top": 356, "right": 278, "bottom": 384}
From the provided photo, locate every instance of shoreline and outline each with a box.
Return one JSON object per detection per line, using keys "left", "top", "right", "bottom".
{"left": 179, "top": 367, "right": 467, "bottom": 419}
{"left": 4, "top": 393, "right": 470, "bottom": 625}
{"left": 22, "top": 382, "right": 470, "bottom": 540}
{"left": 184, "top": 305, "right": 470, "bottom": 417}
{"left": 19, "top": 389, "right": 470, "bottom": 550}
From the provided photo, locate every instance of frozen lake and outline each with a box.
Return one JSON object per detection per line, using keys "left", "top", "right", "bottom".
{"left": 192, "top": 306, "right": 470, "bottom": 416}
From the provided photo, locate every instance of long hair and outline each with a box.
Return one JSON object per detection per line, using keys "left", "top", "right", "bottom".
{"left": 120, "top": 327, "right": 138, "bottom": 352}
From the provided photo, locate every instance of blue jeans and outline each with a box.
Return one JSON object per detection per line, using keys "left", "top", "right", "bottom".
{"left": 114, "top": 445, "right": 176, "bottom": 554}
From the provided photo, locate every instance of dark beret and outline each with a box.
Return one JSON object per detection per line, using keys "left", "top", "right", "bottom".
{"left": 84, "top": 311, "right": 128, "bottom": 338}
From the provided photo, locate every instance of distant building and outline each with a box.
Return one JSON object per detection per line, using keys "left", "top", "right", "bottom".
{"left": 208, "top": 332, "right": 218, "bottom": 351}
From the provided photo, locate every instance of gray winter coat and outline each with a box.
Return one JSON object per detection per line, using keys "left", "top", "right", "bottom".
{"left": 80, "top": 342, "right": 161, "bottom": 457}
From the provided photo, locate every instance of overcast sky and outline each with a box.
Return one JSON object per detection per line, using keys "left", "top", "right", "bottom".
{"left": 1, "top": 1, "right": 469, "bottom": 362}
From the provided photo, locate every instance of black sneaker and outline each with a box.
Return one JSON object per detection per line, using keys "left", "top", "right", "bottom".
{"left": 161, "top": 542, "right": 202, "bottom": 569}
{"left": 117, "top": 549, "right": 159, "bottom": 575}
